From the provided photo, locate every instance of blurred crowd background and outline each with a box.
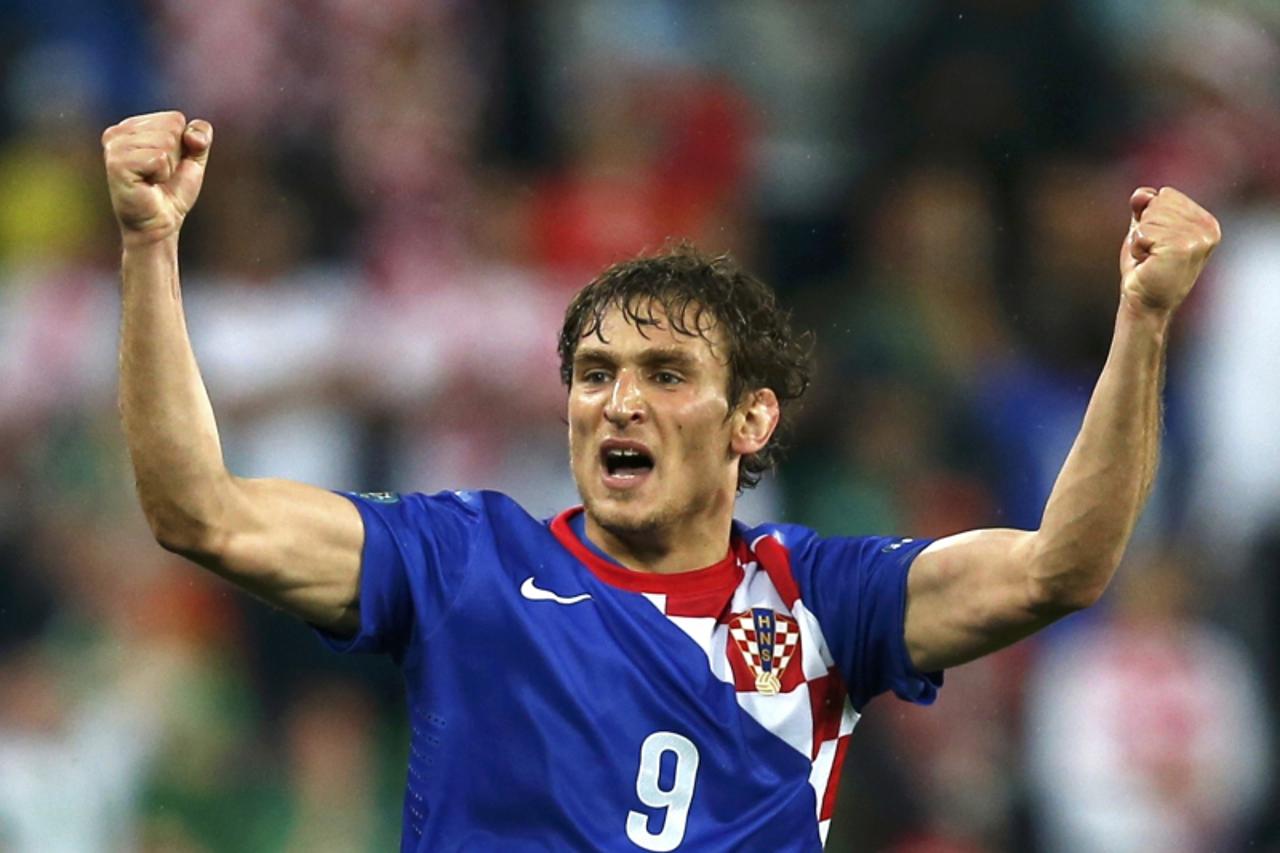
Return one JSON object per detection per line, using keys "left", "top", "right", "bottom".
{"left": 1, "top": 0, "right": 1278, "bottom": 850}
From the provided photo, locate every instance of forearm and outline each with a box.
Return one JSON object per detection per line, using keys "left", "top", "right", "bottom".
{"left": 1029, "top": 294, "right": 1170, "bottom": 608}
{"left": 904, "top": 188, "right": 1217, "bottom": 669}
{"left": 104, "top": 112, "right": 366, "bottom": 630}
{"left": 119, "top": 235, "right": 232, "bottom": 549}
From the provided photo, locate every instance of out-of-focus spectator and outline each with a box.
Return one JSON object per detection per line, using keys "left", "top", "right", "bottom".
{"left": 269, "top": 681, "right": 398, "bottom": 852}
{"left": 970, "top": 157, "right": 1169, "bottom": 531}
{"left": 1187, "top": 202, "right": 1280, "bottom": 557}
{"left": 1026, "top": 550, "right": 1272, "bottom": 852}
{"left": 0, "top": 126, "right": 106, "bottom": 272}
{"left": 0, "top": 642, "right": 151, "bottom": 851}
{"left": 0, "top": 513, "right": 207, "bottom": 851}
{"left": 530, "top": 68, "right": 754, "bottom": 279}
{"left": 790, "top": 162, "right": 1004, "bottom": 537}
{"left": 883, "top": 648, "right": 1031, "bottom": 852}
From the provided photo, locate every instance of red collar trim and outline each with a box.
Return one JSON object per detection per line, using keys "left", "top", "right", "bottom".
{"left": 550, "top": 506, "right": 743, "bottom": 595}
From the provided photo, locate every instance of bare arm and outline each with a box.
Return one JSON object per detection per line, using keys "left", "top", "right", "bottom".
{"left": 106, "top": 111, "right": 363, "bottom": 633}
{"left": 904, "top": 187, "right": 1221, "bottom": 672}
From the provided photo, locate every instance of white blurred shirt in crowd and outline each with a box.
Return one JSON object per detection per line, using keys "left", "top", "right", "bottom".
{"left": 1026, "top": 616, "right": 1271, "bottom": 852}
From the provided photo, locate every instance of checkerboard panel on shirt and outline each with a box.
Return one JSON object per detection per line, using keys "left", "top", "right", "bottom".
{"left": 645, "top": 540, "right": 861, "bottom": 846}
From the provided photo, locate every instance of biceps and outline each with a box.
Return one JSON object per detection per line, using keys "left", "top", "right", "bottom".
{"left": 199, "top": 477, "right": 365, "bottom": 632}
{"left": 904, "top": 528, "right": 1050, "bottom": 671}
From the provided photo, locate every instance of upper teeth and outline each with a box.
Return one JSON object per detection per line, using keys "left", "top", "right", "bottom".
{"left": 610, "top": 449, "right": 640, "bottom": 457}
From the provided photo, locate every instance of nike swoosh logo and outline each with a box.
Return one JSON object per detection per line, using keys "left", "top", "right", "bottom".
{"left": 520, "top": 577, "right": 592, "bottom": 605}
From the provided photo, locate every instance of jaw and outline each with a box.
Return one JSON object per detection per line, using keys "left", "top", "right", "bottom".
{"left": 573, "top": 444, "right": 734, "bottom": 534}
{"left": 583, "top": 496, "right": 673, "bottom": 564}
{"left": 583, "top": 475, "right": 737, "bottom": 569}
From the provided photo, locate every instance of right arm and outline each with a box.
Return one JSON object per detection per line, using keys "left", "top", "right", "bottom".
{"left": 105, "top": 111, "right": 363, "bottom": 633}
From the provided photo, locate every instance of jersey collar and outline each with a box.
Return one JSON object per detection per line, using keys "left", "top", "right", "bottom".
{"left": 549, "top": 506, "right": 744, "bottom": 596}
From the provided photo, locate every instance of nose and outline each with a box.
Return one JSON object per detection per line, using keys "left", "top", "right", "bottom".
{"left": 603, "top": 369, "right": 645, "bottom": 427}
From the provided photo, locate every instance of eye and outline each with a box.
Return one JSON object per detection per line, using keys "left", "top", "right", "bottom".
{"left": 653, "top": 371, "right": 683, "bottom": 386}
{"left": 580, "top": 368, "right": 611, "bottom": 385}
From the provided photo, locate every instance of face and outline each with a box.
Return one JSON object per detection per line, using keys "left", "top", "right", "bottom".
{"left": 567, "top": 302, "right": 775, "bottom": 545}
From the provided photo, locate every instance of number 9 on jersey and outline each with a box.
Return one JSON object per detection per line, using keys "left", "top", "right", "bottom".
{"left": 626, "top": 731, "right": 700, "bottom": 851}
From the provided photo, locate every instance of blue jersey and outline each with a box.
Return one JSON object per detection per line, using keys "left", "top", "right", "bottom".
{"left": 319, "top": 490, "right": 941, "bottom": 851}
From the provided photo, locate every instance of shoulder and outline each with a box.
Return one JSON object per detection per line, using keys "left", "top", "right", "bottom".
{"left": 737, "top": 520, "right": 932, "bottom": 609}
{"left": 737, "top": 520, "right": 907, "bottom": 565}
{"left": 736, "top": 520, "right": 820, "bottom": 554}
{"left": 343, "top": 488, "right": 544, "bottom": 534}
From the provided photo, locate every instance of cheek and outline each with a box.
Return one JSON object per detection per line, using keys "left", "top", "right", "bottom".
{"left": 567, "top": 400, "right": 597, "bottom": 457}
{"left": 670, "top": 401, "right": 731, "bottom": 457}
{"left": 567, "top": 415, "right": 586, "bottom": 453}
{"left": 567, "top": 395, "right": 593, "bottom": 430}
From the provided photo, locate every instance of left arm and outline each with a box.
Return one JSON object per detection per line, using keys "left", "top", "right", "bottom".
{"left": 904, "top": 187, "right": 1221, "bottom": 672}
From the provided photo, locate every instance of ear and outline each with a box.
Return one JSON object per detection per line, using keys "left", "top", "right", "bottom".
{"left": 730, "top": 388, "right": 780, "bottom": 457}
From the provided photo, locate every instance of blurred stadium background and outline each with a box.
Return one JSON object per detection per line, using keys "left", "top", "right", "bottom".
{"left": 2, "top": 0, "right": 1278, "bottom": 850}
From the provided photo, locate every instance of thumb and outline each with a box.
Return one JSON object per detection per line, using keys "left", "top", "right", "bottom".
{"left": 169, "top": 119, "right": 213, "bottom": 211}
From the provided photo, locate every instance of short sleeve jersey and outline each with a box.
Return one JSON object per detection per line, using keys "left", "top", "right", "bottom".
{"left": 320, "top": 490, "right": 941, "bottom": 852}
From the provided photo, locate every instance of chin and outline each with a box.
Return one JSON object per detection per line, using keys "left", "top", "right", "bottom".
{"left": 583, "top": 494, "right": 669, "bottom": 539}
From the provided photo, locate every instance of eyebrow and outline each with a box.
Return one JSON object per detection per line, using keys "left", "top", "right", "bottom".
{"left": 573, "top": 346, "right": 702, "bottom": 372}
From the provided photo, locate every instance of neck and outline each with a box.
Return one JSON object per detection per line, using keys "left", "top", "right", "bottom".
{"left": 583, "top": 491, "right": 735, "bottom": 574}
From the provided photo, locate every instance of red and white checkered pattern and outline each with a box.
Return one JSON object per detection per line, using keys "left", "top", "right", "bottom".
{"left": 641, "top": 532, "right": 859, "bottom": 847}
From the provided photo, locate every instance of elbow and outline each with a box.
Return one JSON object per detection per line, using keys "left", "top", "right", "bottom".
{"left": 1027, "top": 562, "right": 1114, "bottom": 617}
{"left": 1025, "top": 531, "right": 1123, "bottom": 616}
{"left": 143, "top": 501, "right": 225, "bottom": 562}
{"left": 137, "top": 475, "right": 235, "bottom": 561}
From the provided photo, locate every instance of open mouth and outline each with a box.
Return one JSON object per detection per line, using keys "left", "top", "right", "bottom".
{"left": 601, "top": 445, "right": 655, "bottom": 483}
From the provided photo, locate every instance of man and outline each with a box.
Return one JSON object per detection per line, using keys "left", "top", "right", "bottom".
{"left": 103, "top": 111, "right": 1220, "bottom": 851}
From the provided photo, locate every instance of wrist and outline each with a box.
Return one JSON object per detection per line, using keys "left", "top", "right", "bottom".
{"left": 121, "top": 228, "right": 180, "bottom": 254}
{"left": 1117, "top": 291, "right": 1174, "bottom": 333}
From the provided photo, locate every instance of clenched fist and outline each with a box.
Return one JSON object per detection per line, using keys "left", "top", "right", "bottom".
{"left": 102, "top": 111, "right": 213, "bottom": 246}
{"left": 1120, "top": 186, "right": 1220, "bottom": 315}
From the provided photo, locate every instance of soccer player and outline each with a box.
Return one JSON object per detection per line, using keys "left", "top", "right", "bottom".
{"left": 103, "top": 111, "right": 1220, "bottom": 851}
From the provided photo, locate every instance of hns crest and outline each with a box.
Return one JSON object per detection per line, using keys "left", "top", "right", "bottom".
{"left": 727, "top": 608, "right": 801, "bottom": 695}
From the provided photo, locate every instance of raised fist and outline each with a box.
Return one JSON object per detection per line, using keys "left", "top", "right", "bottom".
{"left": 1120, "top": 186, "right": 1220, "bottom": 315}
{"left": 102, "top": 111, "right": 212, "bottom": 246}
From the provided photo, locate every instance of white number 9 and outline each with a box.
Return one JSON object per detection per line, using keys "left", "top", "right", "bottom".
{"left": 625, "top": 731, "right": 700, "bottom": 851}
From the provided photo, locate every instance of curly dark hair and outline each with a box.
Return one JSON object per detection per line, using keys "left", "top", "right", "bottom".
{"left": 557, "top": 242, "right": 812, "bottom": 490}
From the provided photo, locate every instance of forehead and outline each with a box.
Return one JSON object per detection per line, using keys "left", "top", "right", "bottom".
{"left": 576, "top": 300, "right": 727, "bottom": 363}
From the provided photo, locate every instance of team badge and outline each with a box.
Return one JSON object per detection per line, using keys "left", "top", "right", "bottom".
{"left": 727, "top": 608, "right": 801, "bottom": 695}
